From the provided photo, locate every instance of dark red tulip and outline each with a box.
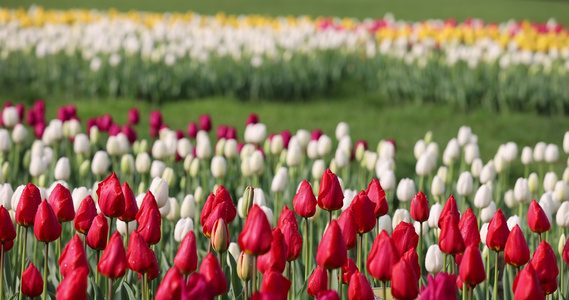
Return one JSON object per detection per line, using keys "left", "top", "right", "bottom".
{"left": 199, "top": 253, "right": 227, "bottom": 296}
{"left": 316, "top": 290, "right": 340, "bottom": 300}
{"left": 280, "top": 221, "right": 302, "bottom": 261}
{"left": 26, "top": 109, "right": 36, "bottom": 126}
{"left": 316, "top": 220, "right": 347, "bottom": 270}
{"left": 156, "top": 268, "right": 183, "bottom": 300}
{"left": 149, "top": 111, "right": 162, "bottom": 130}
{"left": 531, "top": 241, "right": 558, "bottom": 284}
{"left": 98, "top": 114, "right": 113, "bottom": 132}
{"left": 348, "top": 271, "right": 374, "bottom": 300}
{"left": 174, "top": 231, "right": 198, "bottom": 275}
{"left": 145, "top": 256, "right": 160, "bottom": 281}
{"left": 21, "top": 263, "right": 43, "bottom": 297}
{"left": 127, "top": 231, "right": 157, "bottom": 274}
{"left": 34, "top": 200, "right": 62, "bottom": 243}
{"left": 318, "top": 169, "right": 344, "bottom": 212}
{"left": 257, "top": 228, "right": 288, "bottom": 273}
{"left": 459, "top": 246, "right": 486, "bottom": 287}
{"left": 278, "top": 205, "right": 298, "bottom": 230}
{"left": 392, "top": 222, "right": 419, "bottom": 256}
{"left": 438, "top": 214, "right": 465, "bottom": 255}
{"left": 541, "top": 278, "right": 557, "bottom": 295}
{"left": 34, "top": 122, "right": 46, "bottom": 139}
{"left": 564, "top": 236, "right": 569, "bottom": 264}
{"left": 225, "top": 127, "right": 237, "bottom": 140}
{"left": 119, "top": 182, "right": 138, "bottom": 222}
{"left": 122, "top": 124, "right": 137, "bottom": 144}
{"left": 411, "top": 191, "right": 429, "bottom": 222}
{"left": 458, "top": 209, "right": 480, "bottom": 248}
{"left": 199, "top": 114, "right": 212, "bottom": 132}
{"left": 128, "top": 108, "right": 139, "bottom": 125}
{"left": 504, "top": 225, "right": 530, "bottom": 267}
{"left": 201, "top": 186, "right": 237, "bottom": 237}
{"left": 48, "top": 183, "right": 75, "bottom": 223}
{"left": 97, "top": 173, "right": 125, "bottom": 218}
{"left": 175, "top": 129, "right": 185, "bottom": 140}
{"left": 15, "top": 103, "right": 25, "bottom": 119}
{"left": 281, "top": 130, "right": 291, "bottom": 148}
{"left": 1, "top": 240, "right": 13, "bottom": 252}
{"left": 0, "top": 205, "right": 16, "bottom": 242}
{"left": 74, "top": 195, "right": 97, "bottom": 235}
{"left": 341, "top": 258, "right": 358, "bottom": 284}
{"left": 187, "top": 121, "right": 198, "bottom": 139}
{"left": 86, "top": 213, "right": 108, "bottom": 250}
{"left": 337, "top": 208, "right": 357, "bottom": 250}
{"left": 355, "top": 140, "right": 368, "bottom": 151}
{"left": 184, "top": 273, "right": 214, "bottom": 300}
{"left": 366, "top": 179, "right": 388, "bottom": 217}
{"left": 59, "top": 235, "right": 89, "bottom": 278}
{"left": 293, "top": 180, "right": 317, "bottom": 218}
{"left": 239, "top": 204, "right": 273, "bottom": 256}
{"left": 246, "top": 113, "right": 259, "bottom": 125}
{"left": 513, "top": 263, "right": 545, "bottom": 300}
{"left": 438, "top": 195, "right": 459, "bottom": 228}
{"left": 56, "top": 266, "right": 89, "bottom": 300}
{"left": 57, "top": 107, "right": 68, "bottom": 121}
{"left": 391, "top": 259, "right": 419, "bottom": 300}
{"left": 367, "top": 230, "right": 400, "bottom": 282}
{"left": 261, "top": 268, "right": 291, "bottom": 299}
{"left": 527, "top": 199, "right": 551, "bottom": 234}
{"left": 136, "top": 191, "right": 162, "bottom": 245}
{"left": 98, "top": 232, "right": 127, "bottom": 279}
{"left": 486, "top": 209, "right": 510, "bottom": 252}
{"left": 402, "top": 248, "right": 420, "bottom": 280}
{"left": 109, "top": 123, "right": 121, "bottom": 136}
{"left": 419, "top": 273, "right": 457, "bottom": 300}
{"left": 311, "top": 129, "right": 322, "bottom": 141}
{"left": 350, "top": 191, "right": 376, "bottom": 234}
{"left": 216, "top": 125, "right": 227, "bottom": 140}
{"left": 308, "top": 266, "right": 328, "bottom": 297}
{"left": 16, "top": 183, "right": 42, "bottom": 227}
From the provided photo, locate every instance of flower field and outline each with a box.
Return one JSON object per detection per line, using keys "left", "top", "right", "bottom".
{"left": 0, "top": 101, "right": 568, "bottom": 299}
{"left": 1, "top": 7, "right": 569, "bottom": 112}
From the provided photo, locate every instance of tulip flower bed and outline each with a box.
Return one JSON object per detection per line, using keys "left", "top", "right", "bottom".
{"left": 1, "top": 7, "right": 569, "bottom": 112}
{"left": 3, "top": 101, "right": 569, "bottom": 300}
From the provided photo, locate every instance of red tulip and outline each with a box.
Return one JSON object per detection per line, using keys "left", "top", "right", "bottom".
{"left": 98, "top": 232, "right": 127, "bottom": 279}
{"left": 128, "top": 108, "right": 139, "bottom": 125}
{"left": 119, "top": 182, "right": 138, "bottom": 222}
{"left": 438, "top": 195, "right": 459, "bottom": 228}
{"left": 86, "top": 213, "right": 108, "bottom": 250}
{"left": 239, "top": 204, "right": 273, "bottom": 256}
{"left": 0, "top": 205, "right": 16, "bottom": 242}
{"left": 348, "top": 271, "right": 374, "bottom": 300}
{"left": 174, "top": 231, "right": 198, "bottom": 275}
{"left": 145, "top": 256, "right": 160, "bottom": 281}
{"left": 527, "top": 199, "right": 550, "bottom": 234}
{"left": 531, "top": 241, "right": 558, "bottom": 284}
{"left": 513, "top": 263, "right": 545, "bottom": 300}
{"left": 246, "top": 113, "right": 259, "bottom": 125}
{"left": 391, "top": 259, "right": 419, "bottom": 300}
{"left": 411, "top": 191, "right": 429, "bottom": 222}
{"left": 261, "top": 268, "right": 291, "bottom": 299}
{"left": 341, "top": 258, "right": 358, "bottom": 284}
{"left": 367, "top": 230, "right": 400, "bottom": 282}
{"left": 56, "top": 266, "right": 89, "bottom": 300}
{"left": 127, "top": 231, "right": 157, "bottom": 274}
{"left": 199, "top": 114, "right": 212, "bottom": 132}
{"left": 278, "top": 205, "right": 298, "bottom": 230}
{"left": 316, "top": 220, "right": 347, "bottom": 269}
{"left": 74, "top": 195, "right": 97, "bottom": 235}
{"left": 183, "top": 273, "right": 214, "bottom": 300}
{"left": 293, "top": 180, "right": 317, "bottom": 218}
{"left": 199, "top": 253, "right": 227, "bottom": 296}
{"left": 564, "top": 236, "right": 569, "bottom": 264}
{"left": 349, "top": 191, "right": 376, "bottom": 234}
{"left": 34, "top": 200, "right": 62, "bottom": 243}
{"left": 201, "top": 186, "right": 237, "bottom": 237}
{"left": 541, "top": 278, "right": 557, "bottom": 295}
{"left": 48, "top": 183, "right": 75, "bottom": 223}
{"left": 187, "top": 121, "right": 198, "bottom": 139}
{"left": 21, "top": 263, "right": 43, "bottom": 297}
{"left": 156, "top": 267, "right": 183, "bottom": 300}
{"left": 504, "top": 225, "right": 530, "bottom": 267}
{"left": 459, "top": 246, "right": 486, "bottom": 287}
{"left": 392, "top": 222, "right": 419, "bottom": 256}
{"left": 16, "top": 183, "right": 42, "bottom": 227}
{"left": 216, "top": 125, "right": 227, "bottom": 140}
{"left": 149, "top": 110, "right": 162, "bottom": 130}
{"left": 136, "top": 192, "right": 162, "bottom": 245}
{"left": 122, "top": 125, "right": 137, "bottom": 144}
{"left": 96, "top": 173, "right": 125, "bottom": 218}
{"left": 419, "top": 273, "right": 457, "bottom": 300}
{"left": 307, "top": 266, "right": 328, "bottom": 297}
{"left": 318, "top": 169, "right": 344, "bottom": 211}
{"left": 225, "top": 127, "right": 237, "bottom": 140}
{"left": 337, "top": 208, "right": 357, "bottom": 250}
{"left": 458, "top": 209, "right": 480, "bottom": 248}
{"left": 211, "top": 218, "right": 230, "bottom": 253}
{"left": 212, "top": 185, "right": 237, "bottom": 223}
{"left": 486, "top": 209, "right": 510, "bottom": 252}
{"left": 280, "top": 221, "right": 302, "bottom": 261}
{"left": 438, "top": 214, "right": 465, "bottom": 255}
{"left": 258, "top": 228, "right": 288, "bottom": 273}
{"left": 366, "top": 179, "right": 387, "bottom": 217}
{"left": 402, "top": 248, "right": 420, "bottom": 280}
{"left": 316, "top": 290, "right": 340, "bottom": 300}
{"left": 59, "top": 235, "right": 89, "bottom": 278}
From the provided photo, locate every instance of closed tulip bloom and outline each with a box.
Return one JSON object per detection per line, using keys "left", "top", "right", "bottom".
{"left": 239, "top": 204, "right": 273, "bottom": 256}
{"left": 527, "top": 199, "right": 550, "bottom": 234}
{"left": 317, "top": 290, "right": 340, "bottom": 300}
{"left": 293, "top": 180, "right": 317, "bottom": 218}
{"left": 16, "top": 183, "right": 42, "bottom": 227}
{"left": 337, "top": 208, "right": 357, "bottom": 250}
{"left": 514, "top": 264, "right": 546, "bottom": 300}
{"left": 212, "top": 218, "right": 230, "bottom": 253}
{"left": 411, "top": 191, "right": 429, "bottom": 222}
{"left": 97, "top": 232, "right": 127, "bottom": 279}
{"left": 425, "top": 245, "right": 444, "bottom": 274}
{"left": 48, "top": 183, "right": 75, "bottom": 222}
{"left": 456, "top": 172, "right": 474, "bottom": 197}
{"left": 21, "top": 263, "right": 43, "bottom": 297}
{"left": 438, "top": 195, "right": 459, "bottom": 228}
{"left": 201, "top": 186, "right": 237, "bottom": 226}
{"left": 127, "top": 231, "right": 157, "bottom": 274}
{"left": 97, "top": 173, "right": 125, "bottom": 218}
{"left": 257, "top": 228, "right": 288, "bottom": 273}
{"left": 0, "top": 205, "right": 16, "bottom": 242}
{"left": 341, "top": 258, "right": 358, "bottom": 284}
{"left": 402, "top": 248, "right": 420, "bottom": 280}
{"left": 74, "top": 195, "right": 97, "bottom": 235}
{"left": 59, "top": 235, "right": 89, "bottom": 278}
{"left": 504, "top": 225, "right": 530, "bottom": 268}
{"left": 184, "top": 273, "right": 213, "bottom": 299}
{"left": 392, "top": 222, "right": 419, "bottom": 256}
{"left": 439, "top": 214, "right": 465, "bottom": 255}
{"left": 278, "top": 205, "right": 298, "bottom": 230}
{"left": 428, "top": 203, "right": 443, "bottom": 229}
{"left": 261, "top": 268, "right": 291, "bottom": 298}
{"left": 349, "top": 191, "right": 376, "bottom": 234}
{"left": 316, "top": 220, "right": 347, "bottom": 269}
{"left": 174, "top": 231, "right": 198, "bottom": 275}
{"left": 318, "top": 169, "right": 344, "bottom": 211}
{"left": 486, "top": 209, "right": 510, "bottom": 252}
{"left": 391, "top": 259, "right": 419, "bottom": 300}
{"left": 56, "top": 266, "right": 89, "bottom": 300}
{"left": 308, "top": 266, "right": 328, "bottom": 297}
{"left": 419, "top": 273, "right": 457, "bottom": 300}
{"left": 86, "top": 213, "right": 108, "bottom": 250}
{"left": 280, "top": 221, "right": 302, "bottom": 261}
{"left": 541, "top": 278, "right": 558, "bottom": 295}
{"left": 474, "top": 184, "right": 492, "bottom": 209}
{"left": 367, "top": 231, "right": 400, "bottom": 281}
{"left": 34, "top": 200, "right": 62, "bottom": 243}
{"left": 396, "top": 178, "right": 416, "bottom": 203}
{"left": 136, "top": 191, "right": 162, "bottom": 245}
{"left": 459, "top": 246, "right": 486, "bottom": 287}
{"left": 348, "top": 271, "right": 374, "bottom": 300}
{"left": 156, "top": 267, "right": 183, "bottom": 300}
{"left": 458, "top": 208, "right": 480, "bottom": 248}
{"left": 200, "top": 253, "right": 227, "bottom": 296}
{"left": 366, "top": 179, "right": 388, "bottom": 217}
{"left": 119, "top": 182, "right": 138, "bottom": 222}
{"left": 564, "top": 236, "right": 569, "bottom": 264}
{"left": 531, "top": 241, "right": 559, "bottom": 284}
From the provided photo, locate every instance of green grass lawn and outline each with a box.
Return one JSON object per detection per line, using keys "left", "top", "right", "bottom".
{"left": 3, "top": 0, "right": 569, "bottom": 23}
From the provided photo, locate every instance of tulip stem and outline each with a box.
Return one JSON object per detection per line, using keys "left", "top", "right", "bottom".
{"left": 19, "top": 226, "right": 28, "bottom": 300}
{"left": 304, "top": 218, "right": 309, "bottom": 279}
{"left": 419, "top": 222, "right": 423, "bottom": 288}
{"left": 42, "top": 243, "right": 48, "bottom": 300}
{"left": 0, "top": 243, "right": 4, "bottom": 300}
{"left": 125, "top": 222, "right": 129, "bottom": 248}
{"left": 376, "top": 217, "right": 380, "bottom": 236}
{"left": 468, "top": 286, "right": 473, "bottom": 300}
{"left": 291, "top": 263, "right": 296, "bottom": 300}
{"left": 493, "top": 251, "right": 499, "bottom": 300}
{"left": 144, "top": 273, "right": 149, "bottom": 300}
{"left": 382, "top": 281, "right": 387, "bottom": 300}
{"left": 108, "top": 218, "right": 113, "bottom": 245}
{"left": 95, "top": 250, "right": 100, "bottom": 285}
{"left": 462, "top": 282, "right": 467, "bottom": 300}
{"left": 444, "top": 254, "right": 448, "bottom": 273}
{"left": 108, "top": 278, "right": 114, "bottom": 300}
{"left": 357, "top": 234, "right": 362, "bottom": 271}
{"left": 561, "top": 261, "right": 564, "bottom": 299}
{"left": 338, "top": 267, "right": 342, "bottom": 296}
{"left": 57, "top": 235, "right": 62, "bottom": 281}
{"left": 244, "top": 280, "right": 249, "bottom": 300}
{"left": 328, "top": 269, "right": 332, "bottom": 290}
{"left": 252, "top": 256, "right": 257, "bottom": 294}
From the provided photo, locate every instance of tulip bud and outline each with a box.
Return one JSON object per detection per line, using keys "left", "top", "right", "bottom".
{"left": 53, "top": 157, "right": 71, "bottom": 181}
{"left": 473, "top": 184, "right": 492, "bottom": 209}
{"left": 0, "top": 130, "right": 11, "bottom": 153}
{"left": 479, "top": 163, "right": 496, "bottom": 184}
{"left": 514, "top": 178, "right": 531, "bottom": 204}
{"left": 91, "top": 151, "right": 110, "bottom": 176}
{"left": 456, "top": 172, "right": 474, "bottom": 197}
{"left": 308, "top": 266, "right": 328, "bottom": 297}
{"left": 429, "top": 175, "right": 445, "bottom": 198}
{"left": 271, "top": 167, "right": 288, "bottom": 193}
{"left": 545, "top": 144, "right": 559, "bottom": 163}
{"left": 11, "top": 123, "right": 28, "bottom": 144}
{"left": 98, "top": 232, "right": 128, "bottom": 279}
{"left": 134, "top": 153, "right": 150, "bottom": 174}
{"left": 179, "top": 195, "right": 195, "bottom": 219}
{"left": 392, "top": 208, "right": 410, "bottom": 229}
{"left": 317, "top": 135, "right": 332, "bottom": 157}
{"left": 29, "top": 155, "right": 47, "bottom": 177}
{"left": 307, "top": 140, "right": 319, "bottom": 160}
{"left": 396, "top": 178, "right": 416, "bottom": 203}
{"left": 174, "top": 218, "right": 194, "bottom": 243}
{"left": 86, "top": 213, "right": 109, "bottom": 250}
{"left": 425, "top": 244, "right": 444, "bottom": 274}
{"left": 210, "top": 156, "right": 227, "bottom": 179}
{"left": 481, "top": 202, "right": 497, "bottom": 223}
{"left": 237, "top": 251, "right": 254, "bottom": 281}
{"left": 79, "top": 160, "right": 90, "bottom": 179}
{"left": 443, "top": 138, "right": 460, "bottom": 166}
{"left": 212, "top": 218, "right": 230, "bottom": 254}
{"left": 470, "top": 158, "right": 482, "bottom": 179}
{"left": 427, "top": 203, "right": 442, "bottom": 229}
{"left": 414, "top": 139, "right": 426, "bottom": 160}
{"left": 543, "top": 172, "right": 557, "bottom": 192}
{"left": 521, "top": 147, "right": 533, "bottom": 165}
{"left": 21, "top": 263, "right": 43, "bottom": 297}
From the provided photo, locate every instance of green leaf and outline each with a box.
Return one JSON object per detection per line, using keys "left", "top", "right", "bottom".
{"left": 122, "top": 281, "right": 137, "bottom": 300}
{"left": 228, "top": 254, "right": 243, "bottom": 299}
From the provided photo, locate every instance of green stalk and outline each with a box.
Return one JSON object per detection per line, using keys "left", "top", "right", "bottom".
{"left": 252, "top": 256, "right": 258, "bottom": 294}
{"left": 57, "top": 234, "right": 62, "bottom": 281}
{"left": 382, "top": 281, "right": 387, "bottom": 300}
{"left": 418, "top": 176, "right": 424, "bottom": 193}
{"left": 338, "top": 268, "right": 342, "bottom": 298}
{"left": 143, "top": 273, "right": 149, "bottom": 300}
{"left": 95, "top": 250, "right": 100, "bottom": 285}
{"left": 244, "top": 280, "right": 249, "bottom": 300}
{"left": 0, "top": 243, "right": 4, "bottom": 300}
{"left": 419, "top": 222, "right": 423, "bottom": 288}
{"left": 376, "top": 217, "right": 380, "bottom": 236}
{"left": 42, "top": 243, "right": 48, "bottom": 300}
{"left": 444, "top": 254, "right": 448, "bottom": 273}
{"left": 561, "top": 258, "right": 564, "bottom": 299}
{"left": 292, "top": 263, "right": 296, "bottom": 300}
{"left": 108, "top": 278, "right": 114, "bottom": 300}
{"left": 18, "top": 226, "right": 28, "bottom": 300}
{"left": 462, "top": 282, "right": 467, "bottom": 300}
{"left": 108, "top": 217, "right": 113, "bottom": 245}
{"left": 493, "top": 251, "right": 499, "bottom": 300}
{"left": 485, "top": 250, "right": 490, "bottom": 299}
{"left": 357, "top": 234, "right": 362, "bottom": 271}
{"left": 328, "top": 269, "right": 332, "bottom": 290}
{"left": 273, "top": 192, "right": 279, "bottom": 226}
{"left": 304, "top": 218, "right": 309, "bottom": 279}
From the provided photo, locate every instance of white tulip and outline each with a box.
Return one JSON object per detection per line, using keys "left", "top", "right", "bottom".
{"left": 244, "top": 123, "right": 267, "bottom": 145}
{"left": 502, "top": 142, "right": 518, "bottom": 163}
{"left": 166, "top": 197, "right": 180, "bottom": 222}
{"left": 375, "top": 157, "right": 395, "bottom": 177}
{"left": 135, "top": 152, "right": 151, "bottom": 174}
{"left": 151, "top": 140, "right": 168, "bottom": 160}
{"left": 106, "top": 136, "right": 122, "bottom": 158}
{"left": 428, "top": 203, "right": 442, "bottom": 228}
{"left": 338, "top": 136, "right": 352, "bottom": 156}
{"left": 307, "top": 140, "right": 319, "bottom": 160}
{"left": 295, "top": 130, "right": 310, "bottom": 152}
{"left": 507, "top": 215, "right": 522, "bottom": 231}
{"left": 196, "top": 132, "right": 212, "bottom": 160}
{"left": 431, "top": 175, "right": 445, "bottom": 198}
{"left": 414, "top": 139, "right": 426, "bottom": 160}
{"left": 150, "top": 160, "right": 166, "bottom": 179}
{"left": 494, "top": 155, "right": 505, "bottom": 174}
{"left": 342, "top": 189, "right": 357, "bottom": 211}
{"left": 0, "top": 184, "right": 13, "bottom": 210}
{"left": 379, "top": 170, "right": 396, "bottom": 191}
{"left": 2, "top": 106, "right": 18, "bottom": 128}
{"left": 180, "top": 195, "right": 196, "bottom": 219}
{"left": 564, "top": 132, "right": 569, "bottom": 154}
{"left": 534, "top": 142, "right": 547, "bottom": 162}
{"left": 54, "top": 157, "right": 71, "bottom": 181}
{"left": 554, "top": 181, "right": 569, "bottom": 202}
{"left": 480, "top": 223, "right": 489, "bottom": 245}
{"left": 194, "top": 186, "right": 204, "bottom": 204}
{"left": 271, "top": 167, "right": 288, "bottom": 193}
{"left": 149, "top": 177, "right": 169, "bottom": 208}
{"left": 545, "top": 144, "right": 559, "bottom": 163}
{"left": 174, "top": 218, "right": 194, "bottom": 242}
{"left": 89, "top": 126, "right": 100, "bottom": 145}
{"left": 91, "top": 151, "right": 110, "bottom": 176}
{"left": 479, "top": 162, "right": 496, "bottom": 184}
{"left": 514, "top": 178, "right": 531, "bottom": 204}
{"left": 159, "top": 197, "right": 171, "bottom": 217}
{"left": 227, "top": 242, "right": 240, "bottom": 265}
{"left": 544, "top": 172, "right": 558, "bottom": 192}
{"left": 0, "top": 129, "right": 11, "bottom": 152}
{"left": 211, "top": 156, "right": 227, "bottom": 179}
{"left": 457, "top": 126, "right": 472, "bottom": 147}
{"left": 425, "top": 245, "right": 444, "bottom": 274}
{"left": 253, "top": 188, "right": 266, "bottom": 207}
{"left": 334, "top": 149, "right": 349, "bottom": 169}
{"left": 224, "top": 139, "right": 238, "bottom": 159}
{"left": 457, "top": 172, "right": 474, "bottom": 197}
{"left": 66, "top": 119, "right": 81, "bottom": 138}
{"left": 416, "top": 153, "right": 434, "bottom": 177}
{"left": 414, "top": 221, "right": 429, "bottom": 236}
{"left": 73, "top": 134, "right": 90, "bottom": 155}
{"left": 286, "top": 144, "right": 301, "bottom": 167}
{"left": 11, "top": 185, "right": 24, "bottom": 211}
{"left": 392, "top": 209, "right": 411, "bottom": 228}
{"left": 437, "top": 166, "right": 449, "bottom": 184}
{"left": 481, "top": 202, "right": 497, "bottom": 223}
{"left": 270, "top": 135, "right": 284, "bottom": 155}
{"left": 29, "top": 155, "right": 47, "bottom": 177}
{"left": 464, "top": 143, "right": 479, "bottom": 165}
{"left": 249, "top": 150, "right": 265, "bottom": 176}
{"left": 335, "top": 122, "right": 349, "bottom": 140}
{"left": 117, "top": 220, "right": 137, "bottom": 237}
{"left": 31, "top": 140, "right": 44, "bottom": 157}
{"left": 377, "top": 214, "right": 392, "bottom": 235}
{"left": 317, "top": 135, "right": 332, "bottom": 157}
{"left": 474, "top": 184, "right": 492, "bottom": 209}
{"left": 426, "top": 142, "right": 440, "bottom": 160}
{"left": 42, "top": 147, "right": 54, "bottom": 166}
{"left": 564, "top": 168, "right": 569, "bottom": 184}
{"left": 379, "top": 141, "right": 395, "bottom": 159}
{"left": 365, "top": 151, "right": 378, "bottom": 172}
{"left": 539, "top": 197, "right": 553, "bottom": 224}
{"left": 528, "top": 173, "right": 539, "bottom": 194}
{"left": 396, "top": 178, "right": 416, "bottom": 202}
{"left": 521, "top": 147, "right": 533, "bottom": 165}
{"left": 260, "top": 206, "right": 274, "bottom": 227}
{"left": 471, "top": 158, "right": 483, "bottom": 178}
{"left": 162, "top": 168, "right": 175, "bottom": 189}
{"left": 504, "top": 189, "right": 517, "bottom": 209}
{"left": 120, "top": 154, "right": 135, "bottom": 176}
{"left": 312, "top": 160, "right": 326, "bottom": 180}
{"left": 12, "top": 123, "right": 27, "bottom": 144}
{"left": 72, "top": 187, "right": 91, "bottom": 212}
{"left": 560, "top": 234, "right": 567, "bottom": 256}
{"left": 442, "top": 138, "right": 460, "bottom": 166}
{"left": 557, "top": 202, "right": 569, "bottom": 228}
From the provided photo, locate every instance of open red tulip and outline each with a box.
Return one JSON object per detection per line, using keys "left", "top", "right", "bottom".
{"left": 74, "top": 195, "right": 97, "bottom": 235}
{"left": 504, "top": 225, "right": 530, "bottom": 267}
{"left": 318, "top": 169, "right": 344, "bottom": 211}
{"left": 411, "top": 191, "right": 429, "bottom": 222}
{"left": 34, "top": 199, "right": 62, "bottom": 243}
{"left": 239, "top": 204, "right": 273, "bottom": 256}
{"left": 98, "top": 232, "right": 127, "bottom": 279}
{"left": 293, "top": 180, "right": 317, "bottom": 218}
{"left": 96, "top": 172, "right": 125, "bottom": 218}
{"left": 48, "top": 183, "right": 75, "bottom": 223}
{"left": 366, "top": 178, "right": 388, "bottom": 217}
{"left": 316, "top": 220, "right": 347, "bottom": 270}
